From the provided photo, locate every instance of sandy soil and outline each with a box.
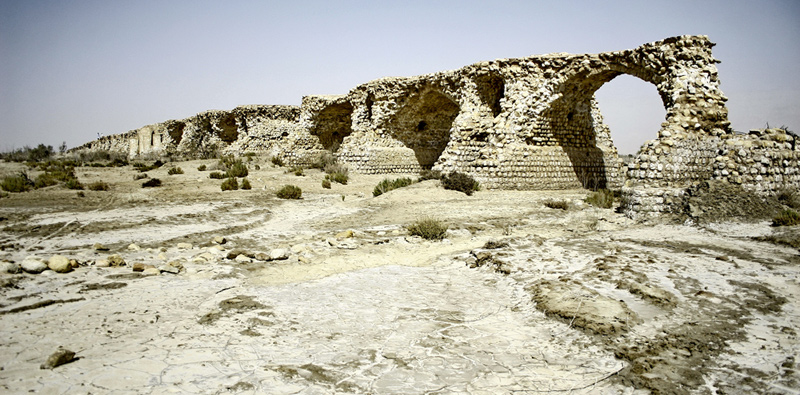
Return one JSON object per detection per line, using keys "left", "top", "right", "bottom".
{"left": 0, "top": 157, "right": 798, "bottom": 394}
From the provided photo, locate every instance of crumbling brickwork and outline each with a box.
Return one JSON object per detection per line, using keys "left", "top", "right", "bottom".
{"left": 74, "top": 35, "right": 799, "bottom": 216}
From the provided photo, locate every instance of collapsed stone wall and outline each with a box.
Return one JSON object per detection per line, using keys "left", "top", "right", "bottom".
{"left": 75, "top": 35, "right": 798, "bottom": 217}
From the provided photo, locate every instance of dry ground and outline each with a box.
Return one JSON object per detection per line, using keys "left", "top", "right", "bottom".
{"left": 0, "top": 157, "right": 798, "bottom": 394}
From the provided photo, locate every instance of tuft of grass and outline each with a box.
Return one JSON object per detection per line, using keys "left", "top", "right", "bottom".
{"left": 544, "top": 199, "right": 569, "bottom": 210}
{"left": 209, "top": 171, "right": 225, "bottom": 179}
{"left": 441, "top": 172, "right": 480, "bottom": 196}
{"left": 777, "top": 189, "right": 800, "bottom": 210}
{"left": 1, "top": 173, "right": 33, "bottom": 192}
{"left": 289, "top": 167, "right": 305, "bottom": 176}
{"left": 326, "top": 172, "right": 348, "bottom": 185}
{"left": 585, "top": 189, "right": 616, "bottom": 209}
{"left": 88, "top": 181, "right": 110, "bottom": 191}
{"left": 276, "top": 185, "right": 302, "bottom": 199}
{"left": 773, "top": 209, "right": 800, "bottom": 227}
{"left": 167, "top": 167, "right": 184, "bottom": 175}
{"left": 142, "top": 178, "right": 162, "bottom": 188}
{"left": 373, "top": 177, "right": 414, "bottom": 197}
{"left": 221, "top": 177, "right": 239, "bottom": 191}
{"left": 64, "top": 178, "right": 83, "bottom": 190}
{"left": 322, "top": 179, "right": 331, "bottom": 189}
{"left": 324, "top": 162, "right": 349, "bottom": 185}
{"left": 271, "top": 156, "right": 284, "bottom": 167}
{"left": 197, "top": 164, "right": 207, "bottom": 171}
{"left": 418, "top": 170, "right": 442, "bottom": 182}
{"left": 407, "top": 217, "right": 448, "bottom": 240}
{"left": 241, "top": 178, "right": 252, "bottom": 190}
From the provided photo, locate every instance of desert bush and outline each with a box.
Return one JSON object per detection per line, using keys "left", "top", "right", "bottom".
{"left": 441, "top": 172, "right": 480, "bottom": 196}
{"left": 322, "top": 179, "right": 332, "bottom": 189}
{"left": 777, "top": 189, "right": 800, "bottom": 210}
{"left": 773, "top": 209, "right": 800, "bottom": 226}
{"left": 276, "top": 185, "right": 302, "bottom": 199}
{"left": 88, "top": 181, "right": 110, "bottom": 191}
{"left": 586, "top": 189, "right": 615, "bottom": 209}
{"left": 142, "top": 178, "right": 162, "bottom": 188}
{"left": 313, "top": 151, "right": 337, "bottom": 170}
{"left": 254, "top": 164, "right": 261, "bottom": 170}
{"left": 407, "top": 217, "right": 448, "bottom": 241}
{"left": 209, "top": 171, "right": 225, "bottom": 179}
{"left": 226, "top": 161, "right": 248, "bottom": 178}
{"left": 544, "top": 199, "right": 569, "bottom": 210}
{"left": 241, "top": 178, "right": 252, "bottom": 190}
{"left": 168, "top": 167, "right": 184, "bottom": 175}
{"left": 271, "top": 156, "right": 284, "bottom": 167}
{"left": 221, "top": 177, "right": 239, "bottom": 191}
{"left": 197, "top": 164, "right": 207, "bottom": 171}
{"left": 373, "top": 177, "right": 414, "bottom": 197}
{"left": 133, "top": 160, "right": 164, "bottom": 172}
{"left": 289, "top": 167, "right": 305, "bottom": 176}
{"left": 34, "top": 173, "right": 60, "bottom": 188}
{"left": 418, "top": 170, "right": 442, "bottom": 182}
{"left": 134, "top": 173, "right": 148, "bottom": 181}
{"left": 1, "top": 173, "right": 33, "bottom": 192}
{"left": 326, "top": 172, "right": 348, "bottom": 185}
{"left": 65, "top": 178, "right": 83, "bottom": 190}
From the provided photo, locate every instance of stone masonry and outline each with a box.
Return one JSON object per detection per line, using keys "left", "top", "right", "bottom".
{"left": 75, "top": 35, "right": 799, "bottom": 215}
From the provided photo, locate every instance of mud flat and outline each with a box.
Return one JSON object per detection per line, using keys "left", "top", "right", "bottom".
{"left": 1, "top": 158, "right": 798, "bottom": 394}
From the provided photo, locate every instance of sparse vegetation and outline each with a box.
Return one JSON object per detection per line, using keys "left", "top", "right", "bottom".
{"left": 65, "top": 178, "right": 84, "bottom": 190}
{"left": 241, "top": 178, "right": 252, "bottom": 190}
{"left": 133, "top": 160, "right": 164, "bottom": 172}
{"left": 276, "top": 185, "right": 302, "bottom": 199}
{"left": 142, "top": 178, "right": 162, "bottom": 188}
{"left": 88, "top": 181, "right": 110, "bottom": 191}
{"left": 271, "top": 156, "right": 284, "bottom": 167}
{"left": 209, "top": 171, "right": 225, "bottom": 179}
{"left": 418, "top": 170, "right": 442, "bottom": 182}
{"left": 167, "top": 167, "right": 184, "bottom": 175}
{"left": 407, "top": 217, "right": 448, "bottom": 240}
{"left": 373, "top": 177, "right": 414, "bottom": 197}
{"left": 225, "top": 161, "right": 248, "bottom": 178}
{"left": 544, "top": 199, "right": 569, "bottom": 210}
{"left": 221, "top": 177, "right": 239, "bottom": 191}
{"left": 313, "top": 151, "right": 337, "bottom": 170}
{"left": 441, "top": 172, "right": 480, "bottom": 196}
{"left": 586, "top": 189, "right": 615, "bottom": 209}
{"left": 290, "top": 167, "right": 305, "bottom": 176}
{"left": 1, "top": 173, "right": 33, "bottom": 192}
{"left": 772, "top": 209, "right": 800, "bottom": 227}
{"left": 777, "top": 189, "right": 800, "bottom": 210}
{"left": 322, "top": 179, "right": 331, "bottom": 189}
{"left": 197, "top": 164, "right": 207, "bottom": 171}
{"left": 0, "top": 144, "right": 54, "bottom": 162}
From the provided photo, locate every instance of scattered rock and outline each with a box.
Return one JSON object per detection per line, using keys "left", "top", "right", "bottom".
{"left": 0, "top": 261, "right": 20, "bottom": 274}
{"left": 177, "top": 242, "right": 193, "bottom": 250}
{"left": 269, "top": 249, "right": 289, "bottom": 261}
{"left": 47, "top": 255, "right": 72, "bottom": 273}
{"left": 335, "top": 230, "right": 355, "bottom": 239}
{"left": 40, "top": 347, "right": 76, "bottom": 369}
{"left": 93, "top": 243, "right": 109, "bottom": 251}
{"left": 94, "top": 259, "right": 110, "bottom": 267}
{"left": 20, "top": 257, "right": 48, "bottom": 274}
{"left": 132, "top": 263, "right": 155, "bottom": 272}
{"left": 213, "top": 236, "right": 227, "bottom": 245}
{"left": 226, "top": 249, "right": 254, "bottom": 260}
{"left": 254, "top": 252, "right": 270, "bottom": 261}
{"left": 168, "top": 261, "right": 184, "bottom": 271}
{"left": 235, "top": 255, "right": 253, "bottom": 263}
{"left": 157, "top": 252, "right": 168, "bottom": 261}
{"left": 141, "top": 267, "right": 160, "bottom": 276}
{"left": 127, "top": 243, "right": 141, "bottom": 251}
{"left": 158, "top": 265, "right": 180, "bottom": 274}
{"left": 107, "top": 254, "right": 126, "bottom": 267}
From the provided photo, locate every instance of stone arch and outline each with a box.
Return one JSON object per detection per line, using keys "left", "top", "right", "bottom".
{"left": 475, "top": 73, "right": 505, "bottom": 117}
{"left": 216, "top": 113, "right": 239, "bottom": 143}
{"left": 311, "top": 102, "right": 354, "bottom": 151}
{"left": 387, "top": 87, "right": 460, "bottom": 169}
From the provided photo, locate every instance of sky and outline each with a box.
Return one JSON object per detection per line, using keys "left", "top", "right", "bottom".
{"left": 1, "top": 0, "right": 798, "bottom": 155}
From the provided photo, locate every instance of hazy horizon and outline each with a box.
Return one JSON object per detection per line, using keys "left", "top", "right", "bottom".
{"left": 2, "top": 0, "right": 798, "bottom": 155}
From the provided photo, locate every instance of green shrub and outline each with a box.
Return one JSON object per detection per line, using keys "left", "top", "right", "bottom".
{"left": 209, "top": 171, "right": 225, "bottom": 179}
{"left": 134, "top": 173, "right": 148, "bottom": 181}
{"left": 34, "top": 173, "right": 59, "bottom": 188}
{"left": 441, "top": 172, "right": 480, "bottom": 196}
{"left": 773, "top": 209, "right": 800, "bottom": 226}
{"left": 322, "top": 179, "right": 331, "bottom": 189}
{"left": 407, "top": 217, "right": 448, "bottom": 240}
{"left": 544, "top": 200, "right": 569, "bottom": 210}
{"left": 64, "top": 178, "right": 83, "bottom": 190}
{"left": 373, "top": 177, "right": 414, "bottom": 197}
{"left": 221, "top": 177, "right": 239, "bottom": 191}
{"left": 168, "top": 167, "right": 184, "bottom": 175}
{"left": 88, "top": 181, "right": 110, "bottom": 191}
{"left": 418, "top": 170, "right": 442, "bottom": 182}
{"left": 276, "top": 185, "right": 302, "bottom": 199}
{"left": 142, "top": 178, "right": 162, "bottom": 188}
{"left": 241, "top": 178, "right": 252, "bottom": 190}
{"left": 586, "top": 189, "right": 615, "bottom": 209}
{"left": 197, "top": 164, "right": 207, "bottom": 171}
{"left": 326, "top": 172, "right": 348, "bottom": 185}
{"left": 1, "top": 173, "right": 33, "bottom": 192}
{"left": 225, "top": 161, "right": 248, "bottom": 178}
{"left": 271, "top": 156, "right": 284, "bottom": 167}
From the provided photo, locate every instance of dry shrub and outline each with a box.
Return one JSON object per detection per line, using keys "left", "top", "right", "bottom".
{"left": 209, "top": 171, "right": 225, "bottom": 179}
{"left": 418, "top": 170, "right": 442, "bottom": 181}
{"left": 221, "top": 177, "right": 239, "bottom": 191}
{"left": 276, "top": 185, "right": 302, "bottom": 199}
{"left": 142, "top": 178, "right": 162, "bottom": 188}
{"left": 1, "top": 173, "right": 33, "bottom": 192}
{"left": 441, "top": 172, "right": 480, "bottom": 196}
{"left": 322, "top": 179, "right": 332, "bottom": 189}
{"left": 544, "top": 199, "right": 569, "bottom": 210}
{"left": 773, "top": 209, "right": 800, "bottom": 227}
{"left": 241, "top": 178, "right": 252, "bottom": 190}
{"left": 88, "top": 181, "right": 110, "bottom": 191}
{"left": 168, "top": 167, "right": 184, "bottom": 175}
{"left": 373, "top": 177, "right": 414, "bottom": 197}
{"left": 586, "top": 189, "right": 615, "bottom": 209}
{"left": 407, "top": 217, "right": 448, "bottom": 240}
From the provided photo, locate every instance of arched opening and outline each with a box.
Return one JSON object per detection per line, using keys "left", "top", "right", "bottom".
{"left": 312, "top": 102, "right": 354, "bottom": 151}
{"left": 475, "top": 73, "right": 505, "bottom": 117}
{"left": 389, "top": 88, "right": 460, "bottom": 169}
{"left": 594, "top": 74, "right": 666, "bottom": 156}
{"left": 166, "top": 121, "right": 186, "bottom": 145}
{"left": 217, "top": 113, "right": 239, "bottom": 143}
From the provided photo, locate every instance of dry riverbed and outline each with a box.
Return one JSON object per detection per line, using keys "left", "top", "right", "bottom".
{"left": 0, "top": 158, "right": 798, "bottom": 394}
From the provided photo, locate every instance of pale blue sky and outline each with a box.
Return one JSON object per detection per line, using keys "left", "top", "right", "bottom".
{"left": 1, "top": 0, "right": 798, "bottom": 154}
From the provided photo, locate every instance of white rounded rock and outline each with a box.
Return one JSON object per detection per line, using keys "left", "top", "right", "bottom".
{"left": 20, "top": 257, "right": 48, "bottom": 274}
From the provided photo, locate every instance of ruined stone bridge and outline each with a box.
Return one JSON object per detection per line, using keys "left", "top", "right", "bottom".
{"left": 79, "top": 35, "right": 798, "bottom": 214}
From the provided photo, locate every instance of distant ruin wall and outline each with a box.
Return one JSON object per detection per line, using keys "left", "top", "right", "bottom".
{"left": 74, "top": 35, "right": 799, "bottom": 216}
